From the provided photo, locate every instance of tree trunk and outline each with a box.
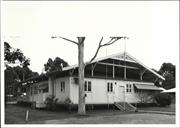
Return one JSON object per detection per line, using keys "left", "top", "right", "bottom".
{"left": 77, "top": 37, "right": 86, "bottom": 115}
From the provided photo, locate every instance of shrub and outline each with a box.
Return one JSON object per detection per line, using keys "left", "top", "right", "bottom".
{"left": 132, "top": 103, "right": 157, "bottom": 107}
{"left": 44, "top": 95, "right": 58, "bottom": 111}
{"left": 154, "top": 93, "right": 172, "bottom": 107}
{"left": 64, "top": 98, "right": 73, "bottom": 112}
{"left": 17, "top": 101, "right": 32, "bottom": 107}
{"left": 64, "top": 98, "right": 72, "bottom": 105}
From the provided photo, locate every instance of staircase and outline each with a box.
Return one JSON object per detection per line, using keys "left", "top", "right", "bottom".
{"left": 114, "top": 102, "right": 137, "bottom": 112}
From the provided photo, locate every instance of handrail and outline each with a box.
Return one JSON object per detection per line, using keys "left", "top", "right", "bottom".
{"left": 114, "top": 102, "right": 125, "bottom": 111}
{"left": 113, "top": 95, "right": 137, "bottom": 111}
{"left": 113, "top": 95, "right": 124, "bottom": 101}
{"left": 123, "top": 96, "right": 137, "bottom": 109}
{"left": 113, "top": 95, "right": 135, "bottom": 103}
{"left": 113, "top": 95, "right": 126, "bottom": 109}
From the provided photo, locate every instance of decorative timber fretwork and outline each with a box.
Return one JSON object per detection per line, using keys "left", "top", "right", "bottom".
{"left": 69, "top": 69, "right": 75, "bottom": 76}
{"left": 154, "top": 77, "right": 159, "bottom": 83}
{"left": 91, "top": 62, "right": 98, "bottom": 77}
{"left": 140, "top": 69, "right": 147, "bottom": 81}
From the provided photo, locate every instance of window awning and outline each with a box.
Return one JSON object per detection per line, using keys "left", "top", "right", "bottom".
{"left": 38, "top": 85, "right": 48, "bottom": 90}
{"left": 161, "top": 88, "right": 176, "bottom": 93}
{"left": 134, "top": 84, "right": 162, "bottom": 91}
{"left": 38, "top": 82, "right": 48, "bottom": 90}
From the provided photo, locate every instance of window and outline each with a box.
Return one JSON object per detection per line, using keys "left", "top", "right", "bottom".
{"left": 43, "top": 86, "right": 49, "bottom": 93}
{"left": 84, "top": 81, "right": 92, "bottom": 92}
{"left": 84, "top": 81, "right": 87, "bottom": 91}
{"left": 60, "top": 81, "right": 65, "bottom": 92}
{"left": 88, "top": 81, "right": 91, "bottom": 91}
{"left": 34, "top": 86, "right": 38, "bottom": 94}
{"left": 38, "top": 83, "right": 49, "bottom": 93}
{"left": 30, "top": 87, "right": 33, "bottom": 95}
{"left": 107, "top": 82, "right": 113, "bottom": 93}
{"left": 39, "top": 90, "right": 42, "bottom": 93}
{"left": 126, "top": 84, "right": 132, "bottom": 93}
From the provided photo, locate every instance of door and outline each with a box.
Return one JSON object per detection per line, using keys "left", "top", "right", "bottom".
{"left": 38, "top": 89, "right": 43, "bottom": 103}
{"left": 114, "top": 85, "right": 125, "bottom": 102}
{"left": 119, "top": 86, "right": 125, "bottom": 101}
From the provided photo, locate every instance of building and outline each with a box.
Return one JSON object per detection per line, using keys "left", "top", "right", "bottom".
{"left": 19, "top": 52, "right": 165, "bottom": 109}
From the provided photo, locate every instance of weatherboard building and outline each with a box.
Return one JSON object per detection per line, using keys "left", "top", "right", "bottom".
{"left": 19, "top": 52, "right": 165, "bottom": 110}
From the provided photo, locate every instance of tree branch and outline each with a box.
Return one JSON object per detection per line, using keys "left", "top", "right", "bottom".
{"left": 101, "top": 38, "right": 119, "bottom": 47}
{"left": 88, "top": 37, "right": 126, "bottom": 64}
{"left": 89, "top": 37, "right": 103, "bottom": 63}
{"left": 58, "top": 36, "right": 78, "bottom": 45}
{"left": 51, "top": 36, "right": 78, "bottom": 45}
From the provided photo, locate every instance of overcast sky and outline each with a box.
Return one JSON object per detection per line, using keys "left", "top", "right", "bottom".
{"left": 2, "top": 1, "right": 179, "bottom": 74}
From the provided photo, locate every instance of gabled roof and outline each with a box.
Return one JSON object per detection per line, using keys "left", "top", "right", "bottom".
{"left": 62, "top": 52, "right": 132, "bottom": 71}
{"left": 62, "top": 52, "right": 165, "bottom": 80}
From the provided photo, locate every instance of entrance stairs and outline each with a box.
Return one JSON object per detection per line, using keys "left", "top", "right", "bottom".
{"left": 114, "top": 102, "right": 137, "bottom": 112}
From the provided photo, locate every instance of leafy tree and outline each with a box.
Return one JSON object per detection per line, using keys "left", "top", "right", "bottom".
{"left": 13, "top": 66, "right": 39, "bottom": 81}
{"left": 159, "top": 63, "right": 175, "bottom": 78}
{"left": 44, "top": 95, "right": 58, "bottom": 111}
{"left": 4, "top": 42, "right": 39, "bottom": 96}
{"left": 157, "top": 63, "right": 175, "bottom": 89}
{"left": 154, "top": 93, "right": 172, "bottom": 106}
{"left": 163, "top": 73, "right": 175, "bottom": 89}
{"left": 44, "top": 57, "right": 69, "bottom": 73}
{"left": 4, "top": 42, "right": 30, "bottom": 68}
{"left": 5, "top": 66, "right": 18, "bottom": 87}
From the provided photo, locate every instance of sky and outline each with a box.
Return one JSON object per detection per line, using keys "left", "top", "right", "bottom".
{"left": 2, "top": 1, "right": 179, "bottom": 74}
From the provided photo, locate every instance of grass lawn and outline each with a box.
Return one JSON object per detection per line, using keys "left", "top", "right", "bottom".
{"left": 31, "top": 113, "right": 175, "bottom": 124}
{"left": 138, "top": 104, "right": 175, "bottom": 112}
{"left": 5, "top": 104, "right": 175, "bottom": 124}
{"left": 5, "top": 104, "right": 78, "bottom": 124}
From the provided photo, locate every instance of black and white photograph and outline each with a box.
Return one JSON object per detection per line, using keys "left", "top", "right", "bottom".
{"left": 1, "top": 0, "right": 179, "bottom": 127}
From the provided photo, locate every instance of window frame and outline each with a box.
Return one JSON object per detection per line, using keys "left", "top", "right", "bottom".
{"left": 84, "top": 81, "right": 92, "bottom": 92}
{"left": 60, "top": 81, "right": 65, "bottom": 93}
{"left": 30, "top": 87, "right": 33, "bottom": 95}
{"left": 88, "top": 81, "right": 92, "bottom": 92}
{"left": 126, "top": 84, "right": 132, "bottom": 93}
{"left": 107, "top": 82, "right": 113, "bottom": 93}
{"left": 43, "top": 86, "right": 49, "bottom": 93}
{"left": 34, "top": 86, "right": 38, "bottom": 94}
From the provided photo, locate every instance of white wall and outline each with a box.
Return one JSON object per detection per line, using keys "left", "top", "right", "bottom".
{"left": 70, "top": 77, "right": 155, "bottom": 104}
{"left": 26, "top": 77, "right": 155, "bottom": 105}
{"left": 25, "top": 78, "right": 71, "bottom": 104}
{"left": 70, "top": 77, "right": 126, "bottom": 104}
{"left": 70, "top": 77, "right": 116, "bottom": 104}
{"left": 53, "top": 77, "right": 70, "bottom": 102}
